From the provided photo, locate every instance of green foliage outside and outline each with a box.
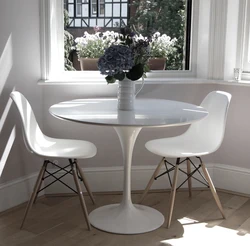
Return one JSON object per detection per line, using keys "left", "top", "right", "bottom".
{"left": 130, "top": 0, "right": 187, "bottom": 70}
{"left": 64, "top": 9, "right": 75, "bottom": 71}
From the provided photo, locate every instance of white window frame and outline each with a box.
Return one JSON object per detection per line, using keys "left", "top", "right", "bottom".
{"left": 39, "top": 0, "right": 200, "bottom": 83}
{"left": 237, "top": 0, "right": 250, "bottom": 81}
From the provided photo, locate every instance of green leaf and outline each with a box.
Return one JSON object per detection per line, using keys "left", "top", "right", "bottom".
{"left": 114, "top": 72, "right": 125, "bottom": 81}
{"left": 105, "top": 75, "right": 116, "bottom": 84}
{"left": 126, "top": 64, "right": 144, "bottom": 81}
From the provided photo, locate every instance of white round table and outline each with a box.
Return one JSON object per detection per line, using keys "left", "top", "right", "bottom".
{"left": 49, "top": 98, "right": 208, "bottom": 234}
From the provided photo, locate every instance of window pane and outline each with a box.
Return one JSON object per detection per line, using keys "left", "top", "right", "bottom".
{"left": 82, "top": 4, "right": 89, "bottom": 17}
{"left": 105, "top": 4, "right": 112, "bottom": 17}
{"left": 121, "top": 3, "right": 127, "bottom": 17}
{"left": 113, "top": 19, "right": 120, "bottom": 27}
{"left": 68, "top": 5, "right": 74, "bottom": 17}
{"left": 113, "top": 4, "right": 120, "bottom": 17}
{"left": 90, "top": 19, "right": 96, "bottom": 26}
{"left": 75, "top": 18, "right": 81, "bottom": 26}
{"left": 97, "top": 18, "right": 104, "bottom": 26}
{"left": 64, "top": 0, "right": 192, "bottom": 72}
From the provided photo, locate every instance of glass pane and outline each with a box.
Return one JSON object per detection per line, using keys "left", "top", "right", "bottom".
{"left": 82, "top": 5, "right": 89, "bottom": 17}
{"left": 129, "top": 0, "right": 190, "bottom": 70}
{"left": 76, "top": 4, "right": 82, "bottom": 16}
{"left": 97, "top": 19, "right": 104, "bottom": 27}
{"left": 121, "top": 3, "right": 127, "bottom": 17}
{"left": 64, "top": 0, "right": 192, "bottom": 71}
{"left": 113, "top": 19, "right": 120, "bottom": 27}
{"left": 105, "top": 4, "right": 112, "bottom": 17}
{"left": 113, "top": 4, "right": 120, "bottom": 17}
{"left": 91, "top": 3, "right": 97, "bottom": 16}
{"left": 90, "top": 19, "right": 96, "bottom": 26}
{"left": 68, "top": 5, "right": 74, "bottom": 17}
{"left": 75, "top": 19, "right": 81, "bottom": 27}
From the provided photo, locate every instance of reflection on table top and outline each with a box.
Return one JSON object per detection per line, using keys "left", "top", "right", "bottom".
{"left": 49, "top": 98, "right": 208, "bottom": 127}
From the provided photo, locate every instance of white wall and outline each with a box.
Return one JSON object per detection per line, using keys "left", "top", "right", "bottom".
{"left": 0, "top": 0, "right": 43, "bottom": 184}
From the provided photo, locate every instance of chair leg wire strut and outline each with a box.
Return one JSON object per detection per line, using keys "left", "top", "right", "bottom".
{"left": 20, "top": 159, "right": 94, "bottom": 230}
{"left": 139, "top": 157, "right": 226, "bottom": 228}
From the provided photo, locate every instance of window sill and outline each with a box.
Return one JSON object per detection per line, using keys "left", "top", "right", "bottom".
{"left": 38, "top": 77, "right": 250, "bottom": 86}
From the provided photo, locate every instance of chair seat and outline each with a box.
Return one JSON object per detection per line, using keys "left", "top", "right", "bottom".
{"left": 33, "top": 136, "right": 97, "bottom": 159}
{"left": 145, "top": 136, "right": 214, "bottom": 158}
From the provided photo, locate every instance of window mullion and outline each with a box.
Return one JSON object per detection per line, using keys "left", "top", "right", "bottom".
{"left": 207, "top": 0, "right": 228, "bottom": 80}
{"left": 40, "top": 0, "right": 64, "bottom": 80}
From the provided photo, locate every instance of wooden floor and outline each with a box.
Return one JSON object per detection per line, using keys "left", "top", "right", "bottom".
{"left": 1, "top": 190, "right": 250, "bottom": 246}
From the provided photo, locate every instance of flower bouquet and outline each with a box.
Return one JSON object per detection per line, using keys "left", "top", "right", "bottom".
{"left": 98, "top": 27, "right": 151, "bottom": 84}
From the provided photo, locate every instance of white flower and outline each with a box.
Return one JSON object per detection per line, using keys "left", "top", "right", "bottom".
{"left": 75, "top": 31, "right": 120, "bottom": 58}
{"left": 150, "top": 32, "right": 176, "bottom": 58}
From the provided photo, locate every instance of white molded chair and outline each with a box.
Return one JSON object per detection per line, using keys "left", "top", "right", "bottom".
{"left": 10, "top": 91, "right": 97, "bottom": 230}
{"left": 139, "top": 91, "right": 232, "bottom": 228}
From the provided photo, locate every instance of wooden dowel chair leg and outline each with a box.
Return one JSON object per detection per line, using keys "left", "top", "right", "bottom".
{"left": 72, "top": 162, "right": 91, "bottom": 231}
{"left": 33, "top": 161, "right": 48, "bottom": 204}
{"left": 139, "top": 157, "right": 165, "bottom": 204}
{"left": 75, "top": 159, "right": 95, "bottom": 205}
{"left": 20, "top": 162, "right": 47, "bottom": 229}
{"left": 167, "top": 159, "right": 179, "bottom": 229}
{"left": 201, "top": 162, "right": 226, "bottom": 219}
{"left": 186, "top": 158, "right": 192, "bottom": 197}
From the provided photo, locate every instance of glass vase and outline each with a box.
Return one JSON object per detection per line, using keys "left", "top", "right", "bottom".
{"left": 117, "top": 79, "right": 135, "bottom": 111}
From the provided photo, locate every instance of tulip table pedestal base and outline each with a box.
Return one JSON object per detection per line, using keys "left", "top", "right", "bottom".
{"left": 89, "top": 203, "right": 165, "bottom": 234}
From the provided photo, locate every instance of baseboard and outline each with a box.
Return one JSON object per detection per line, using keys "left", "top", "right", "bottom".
{"left": 0, "top": 173, "right": 44, "bottom": 213}
{"left": 1, "top": 163, "right": 250, "bottom": 212}
{"left": 213, "top": 164, "right": 250, "bottom": 195}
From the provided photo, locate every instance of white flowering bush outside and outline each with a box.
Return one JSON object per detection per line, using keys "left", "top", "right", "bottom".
{"left": 150, "top": 32, "right": 177, "bottom": 58}
{"left": 75, "top": 31, "right": 120, "bottom": 58}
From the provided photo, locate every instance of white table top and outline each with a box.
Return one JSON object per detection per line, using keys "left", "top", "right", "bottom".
{"left": 49, "top": 98, "right": 208, "bottom": 127}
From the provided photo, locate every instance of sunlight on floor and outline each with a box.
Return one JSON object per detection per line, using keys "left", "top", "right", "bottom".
{"left": 161, "top": 217, "right": 250, "bottom": 246}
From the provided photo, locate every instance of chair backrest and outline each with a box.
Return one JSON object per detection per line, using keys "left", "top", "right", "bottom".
{"left": 183, "top": 91, "right": 232, "bottom": 153}
{"left": 10, "top": 91, "right": 45, "bottom": 154}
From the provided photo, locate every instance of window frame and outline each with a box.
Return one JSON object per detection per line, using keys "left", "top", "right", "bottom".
{"left": 40, "top": 0, "right": 199, "bottom": 83}
{"left": 237, "top": 0, "right": 250, "bottom": 81}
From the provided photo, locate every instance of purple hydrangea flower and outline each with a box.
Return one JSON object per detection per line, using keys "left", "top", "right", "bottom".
{"left": 98, "top": 45, "right": 134, "bottom": 76}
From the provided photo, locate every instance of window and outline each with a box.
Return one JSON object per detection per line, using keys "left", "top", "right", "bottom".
{"left": 40, "top": 0, "right": 199, "bottom": 82}
{"left": 64, "top": 0, "right": 128, "bottom": 27}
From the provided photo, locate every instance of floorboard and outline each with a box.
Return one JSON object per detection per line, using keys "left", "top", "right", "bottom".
{"left": 0, "top": 190, "right": 250, "bottom": 246}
